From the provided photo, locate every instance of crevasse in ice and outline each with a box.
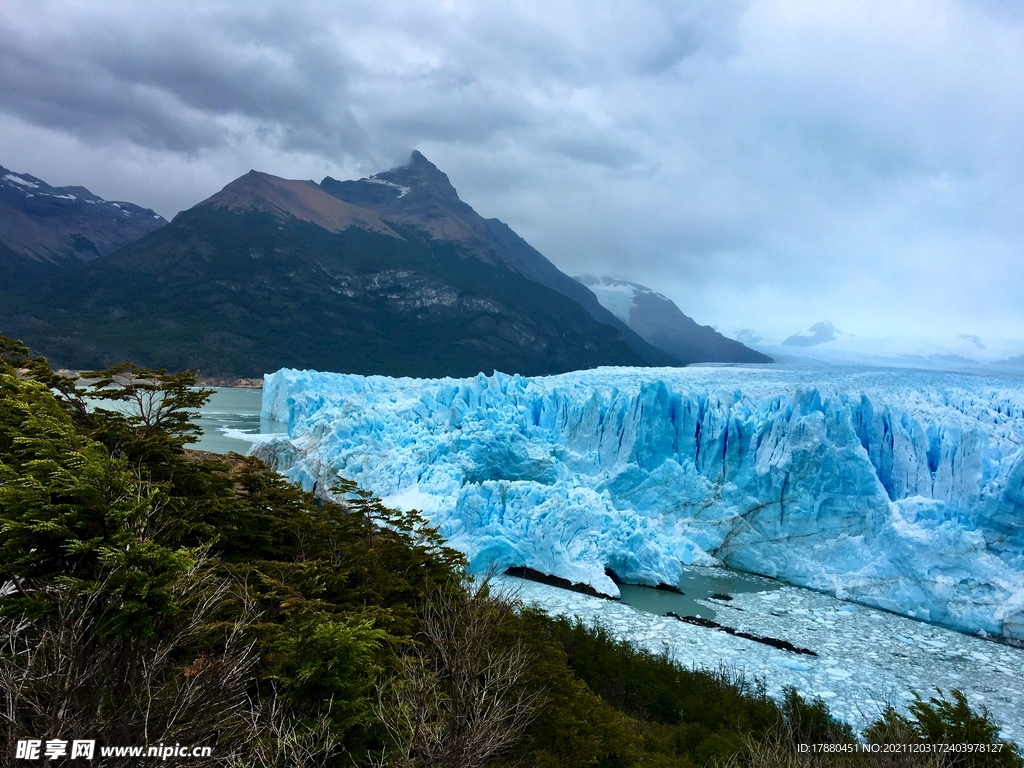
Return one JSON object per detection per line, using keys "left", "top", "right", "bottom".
{"left": 258, "top": 365, "right": 1024, "bottom": 642}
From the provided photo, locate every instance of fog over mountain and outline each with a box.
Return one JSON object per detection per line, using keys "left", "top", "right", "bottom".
{"left": 2, "top": 1, "right": 1023, "bottom": 348}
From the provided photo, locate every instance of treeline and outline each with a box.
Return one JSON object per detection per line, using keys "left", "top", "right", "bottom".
{"left": 0, "top": 335, "right": 1019, "bottom": 767}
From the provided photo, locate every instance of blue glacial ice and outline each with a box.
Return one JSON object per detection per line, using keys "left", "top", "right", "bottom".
{"left": 258, "top": 365, "right": 1024, "bottom": 642}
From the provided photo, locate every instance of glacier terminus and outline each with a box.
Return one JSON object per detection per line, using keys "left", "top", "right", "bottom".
{"left": 258, "top": 364, "right": 1024, "bottom": 644}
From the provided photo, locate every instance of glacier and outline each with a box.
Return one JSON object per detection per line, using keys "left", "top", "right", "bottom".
{"left": 257, "top": 365, "right": 1024, "bottom": 642}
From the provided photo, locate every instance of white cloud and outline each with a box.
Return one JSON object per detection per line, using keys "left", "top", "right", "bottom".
{"left": 1, "top": 0, "right": 1022, "bottom": 342}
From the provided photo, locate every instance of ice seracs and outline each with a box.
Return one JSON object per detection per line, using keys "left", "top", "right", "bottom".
{"left": 258, "top": 364, "right": 1024, "bottom": 643}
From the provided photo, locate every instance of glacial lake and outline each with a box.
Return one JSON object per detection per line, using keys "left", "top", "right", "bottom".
{"left": 189, "top": 386, "right": 1024, "bottom": 741}
{"left": 186, "top": 386, "right": 284, "bottom": 454}
{"left": 616, "top": 570, "right": 781, "bottom": 623}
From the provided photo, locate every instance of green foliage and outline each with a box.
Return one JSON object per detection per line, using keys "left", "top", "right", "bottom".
{"left": 206, "top": 466, "right": 468, "bottom": 754}
{"left": 536, "top": 615, "right": 784, "bottom": 765}
{"left": 509, "top": 614, "right": 645, "bottom": 767}
{"left": 77, "top": 362, "right": 213, "bottom": 459}
{"left": 0, "top": 337, "right": 467, "bottom": 762}
{"left": 375, "top": 581, "right": 547, "bottom": 768}
{"left": 0, "top": 366, "right": 197, "bottom": 639}
{"left": 865, "top": 689, "right": 1022, "bottom": 768}
{"left": 0, "top": 349, "right": 255, "bottom": 750}
{"left": 272, "top": 613, "right": 388, "bottom": 735}
{"left": 780, "top": 685, "right": 856, "bottom": 746}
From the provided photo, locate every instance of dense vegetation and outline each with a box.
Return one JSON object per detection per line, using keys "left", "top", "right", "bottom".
{"left": 0, "top": 334, "right": 1020, "bottom": 766}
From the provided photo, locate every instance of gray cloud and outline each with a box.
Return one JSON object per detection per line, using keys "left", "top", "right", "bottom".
{"left": 1, "top": 0, "right": 1022, "bottom": 344}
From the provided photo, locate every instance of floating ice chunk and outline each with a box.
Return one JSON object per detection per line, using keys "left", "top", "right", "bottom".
{"left": 825, "top": 668, "right": 852, "bottom": 678}
{"left": 221, "top": 427, "right": 284, "bottom": 445}
{"left": 774, "top": 657, "right": 814, "bottom": 672}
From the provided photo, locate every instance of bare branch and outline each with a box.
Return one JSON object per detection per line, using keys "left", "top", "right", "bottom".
{"left": 375, "top": 577, "right": 544, "bottom": 768}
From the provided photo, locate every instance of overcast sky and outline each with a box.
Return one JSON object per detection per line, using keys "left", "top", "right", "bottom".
{"left": 2, "top": 0, "right": 1022, "bottom": 342}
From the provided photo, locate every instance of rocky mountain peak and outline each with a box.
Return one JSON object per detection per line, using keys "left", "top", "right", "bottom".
{"left": 783, "top": 320, "right": 849, "bottom": 347}
{"left": 319, "top": 152, "right": 481, "bottom": 246}
{"left": 408, "top": 149, "right": 435, "bottom": 171}
{"left": 368, "top": 150, "right": 460, "bottom": 200}
{"left": 196, "top": 170, "right": 398, "bottom": 237}
{"left": 0, "top": 163, "right": 166, "bottom": 283}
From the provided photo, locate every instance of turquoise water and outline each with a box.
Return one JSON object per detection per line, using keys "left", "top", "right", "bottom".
{"left": 616, "top": 568, "right": 781, "bottom": 622}
{"left": 186, "top": 387, "right": 285, "bottom": 454}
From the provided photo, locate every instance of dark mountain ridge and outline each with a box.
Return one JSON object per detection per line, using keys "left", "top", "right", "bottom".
{"left": 0, "top": 165, "right": 166, "bottom": 286}
{"left": 4, "top": 153, "right": 774, "bottom": 377}
{"left": 320, "top": 152, "right": 680, "bottom": 366}
{"left": 3, "top": 155, "right": 663, "bottom": 377}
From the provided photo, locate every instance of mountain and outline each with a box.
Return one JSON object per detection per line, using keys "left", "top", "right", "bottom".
{"left": 2, "top": 155, "right": 670, "bottom": 378}
{"left": 0, "top": 165, "right": 166, "bottom": 286}
{"left": 958, "top": 333, "right": 986, "bottom": 350}
{"left": 320, "top": 152, "right": 680, "bottom": 367}
{"left": 574, "top": 276, "right": 771, "bottom": 364}
{"left": 782, "top": 320, "right": 849, "bottom": 347}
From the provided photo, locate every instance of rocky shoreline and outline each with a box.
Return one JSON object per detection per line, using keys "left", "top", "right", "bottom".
{"left": 54, "top": 369, "right": 263, "bottom": 389}
{"left": 196, "top": 376, "right": 263, "bottom": 388}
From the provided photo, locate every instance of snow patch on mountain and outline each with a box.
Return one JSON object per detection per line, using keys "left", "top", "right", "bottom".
{"left": 574, "top": 275, "right": 648, "bottom": 323}
{"left": 258, "top": 365, "right": 1024, "bottom": 643}
{"left": 365, "top": 175, "right": 411, "bottom": 198}
{"left": 4, "top": 173, "right": 39, "bottom": 189}
{"left": 1, "top": 164, "right": 163, "bottom": 221}
{"left": 574, "top": 275, "right": 771, "bottom": 364}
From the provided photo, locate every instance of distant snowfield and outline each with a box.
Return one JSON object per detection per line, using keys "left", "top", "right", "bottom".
{"left": 258, "top": 363, "right": 1024, "bottom": 646}
{"left": 755, "top": 332, "right": 1024, "bottom": 373}
{"left": 496, "top": 573, "right": 1024, "bottom": 741}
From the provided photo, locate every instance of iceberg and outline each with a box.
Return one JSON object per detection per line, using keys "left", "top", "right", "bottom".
{"left": 258, "top": 365, "right": 1024, "bottom": 642}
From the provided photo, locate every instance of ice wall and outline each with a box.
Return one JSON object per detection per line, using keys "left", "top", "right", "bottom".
{"left": 258, "top": 366, "right": 1024, "bottom": 642}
